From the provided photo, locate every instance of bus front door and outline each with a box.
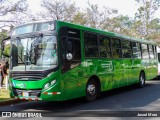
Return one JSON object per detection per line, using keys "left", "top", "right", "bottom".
{"left": 61, "top": 37, "right": 82, "bottom": 100}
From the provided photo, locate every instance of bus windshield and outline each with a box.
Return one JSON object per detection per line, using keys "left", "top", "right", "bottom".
{"left": 11, "top": 34, "right": 58, "bottom": 71}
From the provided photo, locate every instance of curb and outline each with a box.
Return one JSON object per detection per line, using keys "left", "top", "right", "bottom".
{"left": 0, "top": 99, "right": 26, "bottom": 106}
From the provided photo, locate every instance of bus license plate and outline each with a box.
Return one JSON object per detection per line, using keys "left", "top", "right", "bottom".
{"left": 22, "top": 92, "right": 29, "bottom": 97}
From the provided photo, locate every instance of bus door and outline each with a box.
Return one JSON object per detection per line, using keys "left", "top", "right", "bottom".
{"left": 97, "top": 35, "right": 114, "bottom": 90}
{"left": 111, "top": 39, "right": 124, "bottom": 88}
{"left": 132, "top": 42, "right": 142, "bottom": 82}
{"left": 60, "top": 27, "right": 82, "bottom": 100}
{"left": 121, "top": 40, "right": 133, "bottom": 85}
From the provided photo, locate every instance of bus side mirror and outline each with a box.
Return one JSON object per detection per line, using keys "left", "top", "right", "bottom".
{"left": 1, "top": 37, "right": 11, "bottom": 57}
{"left": 66, "top": 53, "right": 73, "bottom": 60}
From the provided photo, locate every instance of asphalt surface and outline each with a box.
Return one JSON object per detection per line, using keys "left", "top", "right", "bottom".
{"left": 0, "top": 79, "right": 160, "bottom": 119}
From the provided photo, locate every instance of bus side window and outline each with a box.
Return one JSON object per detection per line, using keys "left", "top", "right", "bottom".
{"left": 111, "top": 38, "right": 122, "bottom": 58}
{"left": 122, "top": 40, "right": 132, "bottom": 58}
{"left": 141, "top": 44, "right": 149, "bottom": 59}
{"left": 148, "top": 45, "right": 154, "bottom": 59}
{"left": 99, "top": 35, "right": 111, "bottom": 58}
{"left": 84, "top": 32, "right": 98, "bottom": 58}
{"left": 132, "top": 42, "right": 141, "bottom": 58}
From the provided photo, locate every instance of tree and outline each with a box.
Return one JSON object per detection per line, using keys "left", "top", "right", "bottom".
{"left": 0, "top": 30, "right": 8, "bottom": 42}
{"left": 0, "top": 0, "right": 28, "bottom": 29}
{"left": 104, "top": 15, "right": 134, "bottom": 35}
{"left": 85, "top": 1, "right": 118, "bottom": 29}
{"left": 0, "top": 30, "right": 8, "bottom": 58}
{"left": 0, "top": 0, "right": 27, "bottom": 16}
{"left": 71, "top": 12, "right": 88, "bottom": 26}
{"left": 40, "top": 0, "right": 79, "bottom": 21}
{"left": 135, "top": 0, "right": 160, "bottom": 39}
{"left": 40, "top": 0, "right": 118, "bottom": 29}
{"left": 144, "top": 18, "right": 160, "bottom": 43}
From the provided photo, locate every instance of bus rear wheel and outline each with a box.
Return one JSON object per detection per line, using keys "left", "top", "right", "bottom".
{"left": 86, "top": 78, "right": 99, "bottom": 102}
{"left": 139, "top": 72, "right": 145, "bottom": 88}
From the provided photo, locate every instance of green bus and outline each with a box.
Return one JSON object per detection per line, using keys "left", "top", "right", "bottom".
{"left": 2, "top": 20, "right": 158, "bottom": 101}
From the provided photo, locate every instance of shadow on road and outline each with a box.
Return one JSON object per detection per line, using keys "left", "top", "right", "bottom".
{"left": 0, "top": 80, "right": 160, "bottom": 112}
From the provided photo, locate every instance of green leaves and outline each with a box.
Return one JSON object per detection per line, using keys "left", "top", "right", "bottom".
{"left": 134, "top": 0, "right": 160, "bottom": 39}
{"left": 1, "top": 0, "right": 160, "bottom": 45}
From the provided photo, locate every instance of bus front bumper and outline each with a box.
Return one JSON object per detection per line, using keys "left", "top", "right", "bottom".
{"left": 10, "top": 86, "right": 62, "bottom": 101}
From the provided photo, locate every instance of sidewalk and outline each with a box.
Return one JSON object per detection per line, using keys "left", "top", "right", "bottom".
{"left": 0, "top": 88, "right": 24, "bottom": 106}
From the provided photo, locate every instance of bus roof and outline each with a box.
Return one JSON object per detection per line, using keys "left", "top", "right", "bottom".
{"left": 56, "top": 20, "right": 157, "bottom": 46}
{"left": 13, "top": 20, "right": 54, "bottom": 28}
{"left": 12, "top": 20, "right": 157, "bottom": 46}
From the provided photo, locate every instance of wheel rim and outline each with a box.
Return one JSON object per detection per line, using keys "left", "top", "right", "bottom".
{"left": 140, "top": 74, "right": 144, "bottom": 85}
{"left": 87, "top": 84, "right": 96, "bottom": 96}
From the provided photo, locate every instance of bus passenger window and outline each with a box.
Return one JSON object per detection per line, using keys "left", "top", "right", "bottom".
{"left": 122, "top": 49, "right": 132, "bottom": 58}
{"left": 141, "top": 44, "right": 149, "bottom": 58}
{"left": 84, "top": 32, "right": 99, "bottom": 58}
{"left": 148, "top": 45, "right": 154, "bottom": 59}
{"left": 132, "top": 42, "right": 141, "bottom": 58}
{"left": 99, "top": 35, "right": 111, "bottom": 58}
{"left": 122, "top": 40, "right": 132, "bottom": 58}
{"left": 111, "top": 39, "right": 122, "bottom": 58}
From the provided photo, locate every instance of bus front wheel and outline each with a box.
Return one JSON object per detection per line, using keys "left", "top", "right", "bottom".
{"left": 86, "top": 78, "right": 99, "bottom": 102}
{"left": 139, "top": 72, "right": 145, "bottom": 88}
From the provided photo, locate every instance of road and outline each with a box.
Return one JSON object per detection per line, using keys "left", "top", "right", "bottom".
{"left": 0, "top": 79, "right": 160, "bottom": 118}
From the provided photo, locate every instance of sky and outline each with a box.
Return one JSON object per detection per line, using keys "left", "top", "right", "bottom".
{"left": 27, "top": 0, "right": 138, "bottom": 17}
{"left": 27, "top": 0, "right": 160, "bottom": 18}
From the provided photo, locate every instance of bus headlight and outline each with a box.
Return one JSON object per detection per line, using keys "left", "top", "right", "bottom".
{"left": 44, "top": 80, "right": 56, "bottom": 90}
{"left": 51, "top": 80, "right": 56, "bottom": 85}
{"left": 44, "top": 83, "right": 50, "bottom": 89}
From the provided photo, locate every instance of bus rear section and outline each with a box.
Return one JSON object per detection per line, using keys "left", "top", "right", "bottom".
{"left": 157, "top": 46, "right": 160, "bottom": 75}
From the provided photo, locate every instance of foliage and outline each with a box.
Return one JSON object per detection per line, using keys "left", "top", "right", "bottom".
{"left": 134, "top": 0, "right": 160, "bottom": 39}
{"left": 0, "top": 30, "right": 7, "bottom": 42}
{"left": 0, "top": 0, "right": 29, "bottom": 29}
{"left": 71, "top": 12, "right": 88, "bottom": 26}
{"left": 85, "top": 2, "right": 118, "bottom": 29}
{"left": 40, "top": 0, "right": 79, "bottom": 21}
{"left": 0, "top": 30, "right": 8, "bottom": 58}
{"left": 1, "top": 0, "right": 160, "bottom": 44}
{"left": 3, "top": 44, "right": 10, "bottom": 57}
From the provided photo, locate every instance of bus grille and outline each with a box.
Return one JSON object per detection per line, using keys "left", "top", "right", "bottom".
{"left": 13, "top": 89, "right": 42, "bottom": 97}
{"left": 11, "top": 73, "right": 45, "bottom": 80}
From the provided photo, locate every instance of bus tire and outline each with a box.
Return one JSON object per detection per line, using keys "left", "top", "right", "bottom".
{"left": 86, "top": 78, "right": 99, "bottom": 102}
{"left": 139, "top": 72, "right": 145, "bottom": 88}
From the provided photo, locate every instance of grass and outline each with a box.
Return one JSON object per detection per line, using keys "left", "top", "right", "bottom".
{"left": 0, "top": 88, "right": 11, "bottom": 102}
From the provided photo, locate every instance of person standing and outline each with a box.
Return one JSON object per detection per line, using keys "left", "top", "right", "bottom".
{"left": 1, "top": 61, "right": 8, "bottom": 87}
